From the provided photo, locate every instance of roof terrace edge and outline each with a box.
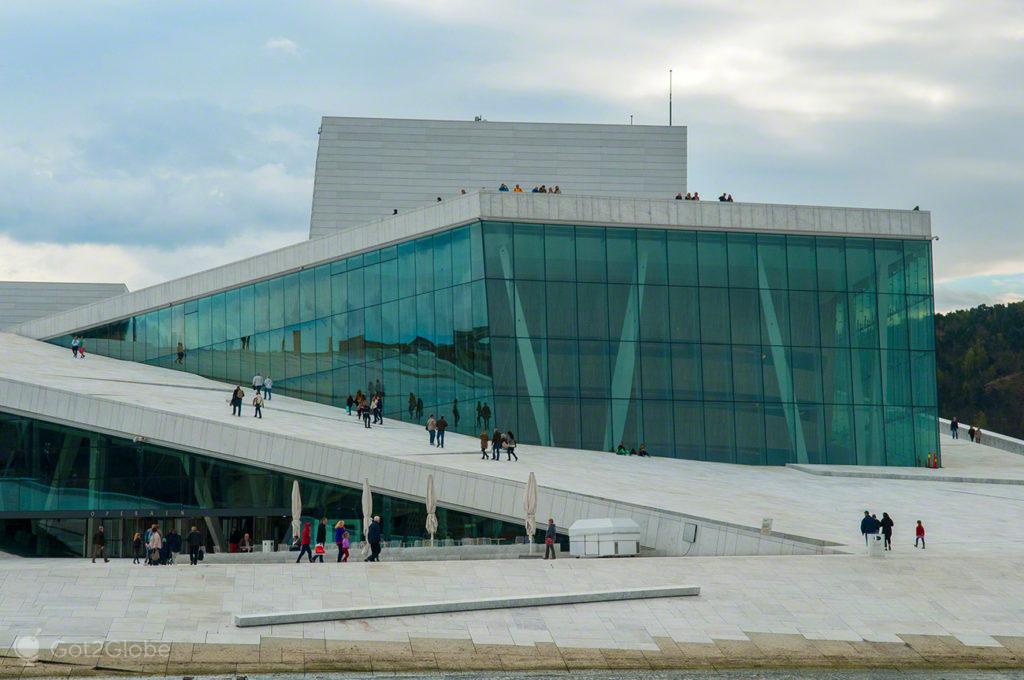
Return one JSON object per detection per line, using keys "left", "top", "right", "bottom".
{"left": 10, "top": 191, "right": 930, "bottom": 341}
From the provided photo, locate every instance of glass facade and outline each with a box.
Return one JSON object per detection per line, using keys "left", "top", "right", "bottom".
{"left": 0, "top": 411, "right": 535, "bottom": 557}
{"left": 53, "top": 220, "right": 939, "bottom": 466}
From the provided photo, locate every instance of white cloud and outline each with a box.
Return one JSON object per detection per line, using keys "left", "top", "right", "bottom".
{"left": 0, "top": 230, "right": 307, "bottom": 291}
{"left": 264, "top": 37, "right": 299, "bottom": 55}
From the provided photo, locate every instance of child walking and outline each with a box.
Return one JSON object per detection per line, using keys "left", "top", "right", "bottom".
{"left": 341, "top": 531, "right": 350, "bottom": 562}
{"left": 914, "top": 520, "right": 926, "bottom": 549}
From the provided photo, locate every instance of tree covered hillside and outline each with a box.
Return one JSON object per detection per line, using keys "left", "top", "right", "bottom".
{"left": 936, "top": 300, "right": 1024, "bottom": 439}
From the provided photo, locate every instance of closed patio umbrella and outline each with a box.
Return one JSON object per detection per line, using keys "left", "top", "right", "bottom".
{"left": 425, "top": 474, "right": 438, "bottom": 547}
{"left": 524, "top": 471, "right": 537, "bottom": 554}
{"left": 290, "top": 480, "right": 302, "bottom": 546}
{"left": 361, "top": 478, "right": 372, "bottom": 558}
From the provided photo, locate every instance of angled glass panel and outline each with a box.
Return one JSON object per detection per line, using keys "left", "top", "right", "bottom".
{"left": 703, "top": 402, "right": 736, "bottom": 463}
{"left": 699, "top": 288, "right": 730, "bottom": 344}
{"left": 904, "top": 240, "right": 932, "bottom": 295}
{"left": 730, "top": 288, "right": 760, "bottom": 345}
{"left": 786, "top": 236, "right": 817, "bottom": 291}
{"left": 673, "top": 401, "right": 705, "bottom": 460}
{"left": 816, "top": 237, "right": 847, "bottom": 292}
{"left": 666, "top": 230, "right": 698, "bottom": 286}
{"left": 727, "top": 233, "right": 757, "bottom": 288}
{"left": 669, "top": 286, "right": 700, "bottom": 343}
{"left": 671, "top": 343, "right": 702, "bottom": 400}
{"left": 513, "top": 223, "right": 545, "bottom": 281}
{"left": 544, "top": 224, "right": 575, "bottom": 282}
{"left": 701, "top": 344, "right": 733, "bottom": 401}
{"left": 606, "top": 228, "right": 636, "bottom": 284}
{"left": 576, "top": 283, "right": 609, "bottom": 340}
{"left": 732, "top": 345, "right": 763, "bottom": 402}
{"left": 637, "top": 230, "right": 667, "bottom": 285}
{"left": 697, "top": 233, "right": 728, "bottom": 287}
{"left": 546, "top": 282, "right": 578, "bottom": 339}
{"left": 299, "top": 268, "right": 316, "bottom": 323}
{"left": 575, "top": 227, "right": 607, "bottom": 283}
{"left": 788, "top": 290, "right": 820, "bottom": 347}
{"left": 735, "top": 402, "right": 765, "bottom": 465}
{"left": 845, "top": 238, "right": 876, "bottom": 293}
{"left": 639, "top": 285, "right": 669, "bottom": 342}
{"left": 433, "top": 231, "right": 453, "bottom": 289}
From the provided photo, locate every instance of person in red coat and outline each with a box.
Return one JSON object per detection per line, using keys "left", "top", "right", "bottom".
{"left": 295, "top": 522, "right": 313, "bottom": 562}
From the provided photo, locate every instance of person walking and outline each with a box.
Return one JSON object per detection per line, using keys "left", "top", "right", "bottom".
{"left": 365, "top": 515, "right": 383, "bottom": 562}
{"left": 505, "top": 431, "right": 518, "bottom": 461}
{"left": 452, "top": 399, "right": 460, "bottom": 429}
{"left": 252, "top": 373, "right": 264, "bottom": 396}
{"left": 361, "top": 399, "right": 372, "bottom": 429}
{"left": 481, "top": 403, "right": 491, "bottom": 431}
{"left": 341, "top": 531, "right": 350, "bottom": 562}
{"left": 880, "top": 512, "right": 894, "bottom": 551}
{"left": 975, "top": 428, "right": 983, "bottom": 444}
{"left": 187, "top": 526, "right": 203, "bottom": 565}
{"left": 131, "top": 532, "right": 143, "bottom": 564}
{"left": 252, "top": 392, "right": 264, "bottom": 419}
{"left": 544, "top": 518, "right": 557, "bottom": 560}
{"left": 914, "top": 520, "right": 926, "bottom": 549}
{"left": 347, "top": 394, "right": 355, "bottom": 416}
{"left": 860, "top": 510, "right": 873, "bottom": 546}
{"left": 313, "top": 517, "right": 328, "bottom": 563}
{"left": 426, "top": 414, "right": 437, "bottom": 445}
{"left": 166, "top": 527, "right": 181, "bottom": 564}
{"left": 492, "top": 428, "right": 502, "bottom": 460}
{"left": 295, "top": 521, "right": 313, "bottom": 563}
{"left": 436, "top": 415, "right": 448, "bottom": 448}
{"left": 334, "top": 520, "right": 347, "bottom": 562}
{"left": 950, "top": 417, "right": 959, "bottom": 440}
{"left": 480, "top": 430, "right": 490, "bottom": 460}
{"left": 175, "top": 342, "right": 185, "bottom": 365}
{"left": 71, "top": 336, "right": 81, "bottom": 358}
{"left": 147, "top": 525, "right": 163, "bottom": 566}
{"left": 263, "top": 376, "right": 273, "bottom": 400}
{"left": 77, "top": 340, "right": 86, "bottom": 359}
{"left": 371, "top": 394, "right": 383, "bottom": 424}
{"left": 91, "top": 525, "right": 108, "bottom": 563}
{"left": 230, "top": 386, "right": 244, "bottom": 416}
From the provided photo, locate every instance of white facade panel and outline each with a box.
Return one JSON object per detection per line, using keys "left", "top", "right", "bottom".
{"left": 309, "top": 117, "right": 688, "bottom": 238}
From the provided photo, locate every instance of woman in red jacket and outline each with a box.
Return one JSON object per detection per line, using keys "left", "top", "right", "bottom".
{"left": 295, "top": 522, "right": 313, "bottom": 563}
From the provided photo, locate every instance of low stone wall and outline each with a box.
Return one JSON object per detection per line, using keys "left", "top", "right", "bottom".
{"left": 8, "top": 633, "right": 1024, "bottom": 674}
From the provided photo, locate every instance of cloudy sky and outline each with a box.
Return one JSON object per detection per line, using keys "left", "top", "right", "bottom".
{"left": 1, "top": 1, "right": 1021, "bottom": 312}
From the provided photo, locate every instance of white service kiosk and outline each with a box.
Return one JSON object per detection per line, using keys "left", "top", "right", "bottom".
{"left": 568, "top": 518, "right": 641, "bottom": 558}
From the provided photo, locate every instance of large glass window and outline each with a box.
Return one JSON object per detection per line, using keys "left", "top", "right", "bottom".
{"left": 62, "top": 221, "right": 937, "bottom": 467}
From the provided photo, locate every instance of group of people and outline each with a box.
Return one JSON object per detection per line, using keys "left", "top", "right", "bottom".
{"left": 949, "top": 417, "right": 983, "bottom": 443}
{"left": 860, "top": 510, "right": 926, "bottom": 551}
{"left": 294, "top": 516, "right": 383, "bottom": 563}
{"left": 674, "top": 191, "right": 735, "bottom": 201}
{"left": 69, "top": 336, "right": 86, "bottom": 358}
{"left": 425, "top": 414, "right": 450, "bottom": 447}
{"left": 479, "top": 428, "right": 518, "bottom": 461}
{"left": 228, "top": 373, "right": 274, "bottom": 418}
{"left": 615, "top": 442, "right": 650, "bottom": 457}
{"left": 347, "top": 390, "right": 384, "bottom": 428}
{"left": 92, "top": 523, "right": 204, "bottom": 566}
{"left": 499, "top": 183, "right": 562, "bottom": 194}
